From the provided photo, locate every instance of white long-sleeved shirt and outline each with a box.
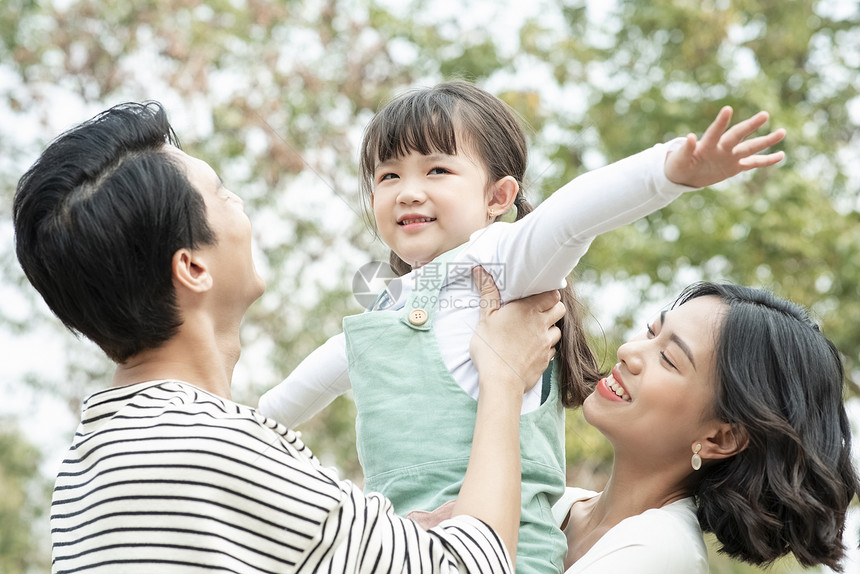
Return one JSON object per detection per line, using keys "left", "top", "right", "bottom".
{"left": 259, "top": 140, "right": 693, "bottom": 426}
{"left": 51, "top": 380, "right": 513, "bottom": 574}
{"left": 552, "top": 487, "right": 708, "bottom": 573}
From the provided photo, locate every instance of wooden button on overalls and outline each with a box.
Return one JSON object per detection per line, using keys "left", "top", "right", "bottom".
{"left": 408, "top": 308, "right": 428, "bottom": 326}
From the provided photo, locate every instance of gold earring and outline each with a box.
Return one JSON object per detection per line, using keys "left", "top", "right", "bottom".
{"left": 691, "top": 443, "right": 702, "bottom": 471}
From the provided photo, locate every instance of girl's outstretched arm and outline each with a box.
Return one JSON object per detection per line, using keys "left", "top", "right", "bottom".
{"left": 258, "top": 333, "right": 351, "bottom": 427}
{"left": 664, "top": 106, "right": 786, "bottom": 188}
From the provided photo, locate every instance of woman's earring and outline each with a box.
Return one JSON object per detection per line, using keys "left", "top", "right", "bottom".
{"left": 488, "top": 209, "right": 495, "bottom": 219}
{"left": 691, "top": 443, "right": 703, "bottom": 471}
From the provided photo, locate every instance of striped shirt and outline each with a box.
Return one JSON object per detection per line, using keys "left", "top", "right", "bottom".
{"left": 51, "top": 380, "right": 512, "bottom": 573}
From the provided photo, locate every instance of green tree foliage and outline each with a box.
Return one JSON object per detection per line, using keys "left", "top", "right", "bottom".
{"left": 0, "top": 1, "right": 857, "bottom": 571}
{"left": 520, "top": 1, "right": 860, "bottom": 395}
{"left": 0, "top": 423, "right": 50, "bottom": 573}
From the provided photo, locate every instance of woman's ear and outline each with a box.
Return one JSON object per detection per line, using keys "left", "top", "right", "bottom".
{"left": 698, "top": 423, "right": 749, "bottom": 462}
{"left": 172, "top": 248, "right": 213, "bottom": 294}
{"left": 487, "top": 176, "right": 519, "bottom": 217}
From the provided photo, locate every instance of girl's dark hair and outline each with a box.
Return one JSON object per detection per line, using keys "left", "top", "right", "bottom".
{"left": 359, "top": 80, "right": 603, "bottom": 407}
{"left": 677, "top": 282, "right": 859, "bottom": 571}
{"left": 13, "top": 101, "right": 215, "bottom": 363}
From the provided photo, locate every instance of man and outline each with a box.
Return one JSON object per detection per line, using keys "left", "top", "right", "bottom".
{"left": 14, "top": 102, "right": 563, "bottom": 573}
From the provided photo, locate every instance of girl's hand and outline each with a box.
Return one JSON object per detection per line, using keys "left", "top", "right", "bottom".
{"left": 665, "top": 106, "right": 786, "bottom": 188}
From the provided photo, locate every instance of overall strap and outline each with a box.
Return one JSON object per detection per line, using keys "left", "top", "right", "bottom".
{"left": 400, "top": 245, "right": 467, "bottom": 331}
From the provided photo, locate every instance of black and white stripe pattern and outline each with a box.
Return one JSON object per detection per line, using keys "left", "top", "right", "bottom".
{"left": 51, "top": 381, "right": 511, "bottom": 573}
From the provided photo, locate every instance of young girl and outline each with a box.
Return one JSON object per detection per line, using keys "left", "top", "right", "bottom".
{"left": 260, "top": 81, "right": 786, "bottom": 573}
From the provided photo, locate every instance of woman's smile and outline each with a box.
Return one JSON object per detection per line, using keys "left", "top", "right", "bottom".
{"left": 596, "top": 368, "right": 631, "bottom": 402}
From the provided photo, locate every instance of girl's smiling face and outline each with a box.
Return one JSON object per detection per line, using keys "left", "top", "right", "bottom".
{"left": 584, "top": 295, "right": 727, "bottom": 461}
{"left": 371, "top": 137, "right": 493, "bottom": 269}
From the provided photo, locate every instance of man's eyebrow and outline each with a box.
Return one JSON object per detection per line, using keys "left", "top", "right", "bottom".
{"left": 660, "top": 309, "right": 696, "bottom": 370}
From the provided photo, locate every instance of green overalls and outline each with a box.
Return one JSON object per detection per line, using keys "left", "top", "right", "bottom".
{"left": 343, "top": 248, "right": 567, "bottom": 574}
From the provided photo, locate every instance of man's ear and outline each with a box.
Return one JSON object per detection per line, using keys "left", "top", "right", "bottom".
{"left": 698, "top": 422, "right": 749, "bottom": 462}
{"left": 487, "top": 176, "right": 519, "bottom": 217}
{"left": 172, "top": 248, "right": 213, "bottom": 294}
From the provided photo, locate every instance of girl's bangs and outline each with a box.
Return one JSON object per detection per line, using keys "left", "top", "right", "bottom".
{"left": 371, "top": 98, "right": 459, "bottom": 164}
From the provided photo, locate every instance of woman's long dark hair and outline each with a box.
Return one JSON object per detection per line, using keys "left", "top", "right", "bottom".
{"left": 677, "top": 282, "right": 859, "bottom": 571}
{"left": 359, "top": 81, "right": 603, "bottom": 407}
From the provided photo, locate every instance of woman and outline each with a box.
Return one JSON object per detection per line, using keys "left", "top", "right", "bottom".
{"left": 556, "top": 281, "right": 859, "bottom": 572}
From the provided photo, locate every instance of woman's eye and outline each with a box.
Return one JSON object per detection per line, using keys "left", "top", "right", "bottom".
{"left": 428, "top": 167, "right": 450, "bottom": 175}
{"left": 646, "top": 323, "right": 656, "bottom": 338}
{"left": 660, "top": 352, "right": 678, "bottom": 370}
